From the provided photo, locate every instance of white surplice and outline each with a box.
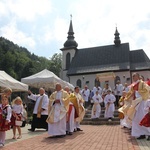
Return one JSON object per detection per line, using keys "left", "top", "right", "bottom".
{"left": 28, "top": 93, "right": 49, "bottom": 115}
{"left": 81, "top": 89, "right": 90, "bottom": 102}
{"left": 104, "top": 94, "right": 116, "bottom": 118}
{"left": 91, "top": 94, "right": 103, "bottom": 118}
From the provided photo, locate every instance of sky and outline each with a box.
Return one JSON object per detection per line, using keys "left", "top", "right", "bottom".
{"left": 0, "top": 0, "right": 150, "bottom": 59}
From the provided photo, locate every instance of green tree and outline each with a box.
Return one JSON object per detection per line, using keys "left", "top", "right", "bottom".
{"left": 49, "top": 53, "right": 62, "bottom": 76}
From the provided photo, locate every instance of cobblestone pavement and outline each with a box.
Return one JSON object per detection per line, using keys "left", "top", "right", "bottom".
{"left": 1, "top": 125, "right": 149, "bottom": 150}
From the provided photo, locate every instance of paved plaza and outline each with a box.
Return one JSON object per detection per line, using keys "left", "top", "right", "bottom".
{"left": 2, "top": 125, "right": 150, "bottom": 150}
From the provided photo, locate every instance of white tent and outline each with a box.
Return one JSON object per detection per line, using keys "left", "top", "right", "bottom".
{"left": 21, "top": 69, "right": 74, "bottom": 91}
{"left": 0, "top": 70, "right": 28, "bottom": 92}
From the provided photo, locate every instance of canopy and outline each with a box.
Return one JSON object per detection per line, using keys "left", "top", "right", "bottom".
{"left": 0, "top": 70, "right": 28, "bottom": 92}
{"left": 96, "top": 72, "right": 116, "bottom": 82}
{"left": 21, "top": 69, "right": 74, "bottom": 91}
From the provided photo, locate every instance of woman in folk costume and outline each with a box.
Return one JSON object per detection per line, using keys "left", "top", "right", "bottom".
{"left": 28, "top": 88, "right": 49, "bottom": 132}
{"left": 0, "top": 89, "right": 12, "bottom": 147}
{"left": 74, "top": 86, "right": 85, "bottom": 131}
{"left": 126, "top": 73, "right": 150, "bottom": 139}
{"left": 11, "top": 96, "right": 23, "bottom": 139}
{"left": 139, "top": 99, "right": 150, "bottom": 140}
{"left": 0, "top": 88, "right": 12, "bottom": 103}
{"left": 46, "top": 83, "right": 70, "bottom": 138}
{"left": 104, "top": 90, "right": 116, "bottom": 121}
{"left": 91, "top": 90, "right": 103, "bottom": 119}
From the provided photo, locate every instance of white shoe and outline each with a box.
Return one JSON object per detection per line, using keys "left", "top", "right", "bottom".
{"left": 108, "top": 119, "right": 112, "bottom": 122}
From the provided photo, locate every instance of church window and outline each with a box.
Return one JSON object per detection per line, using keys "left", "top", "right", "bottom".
{"left": 76, "top": 79, "right": 81, "bottom": 88}
{"left": 66, "top": 52, "right": 70, "bottom": 69}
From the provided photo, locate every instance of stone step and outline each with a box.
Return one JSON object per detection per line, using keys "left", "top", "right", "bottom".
{"left": 86, "top": 109, "right": 119, "bottom": 113}
{"left": 87, "top": 106, "right": 119, "bottom": 110}
{"left": 81, "top": 120, "right": 120, "bottom": 125}
{"left": 84, "top": 113, "right": 119, "bottom": 118}
{"left": 82, "top": 107, "right": 120, "bottom": 125}
{"left": 83, "top": 117, "right": 120, "bottom": 121}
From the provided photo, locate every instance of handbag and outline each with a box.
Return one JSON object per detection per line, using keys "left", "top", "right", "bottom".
{"left": 15, "top": 120, "right": 23, "bottom": 126}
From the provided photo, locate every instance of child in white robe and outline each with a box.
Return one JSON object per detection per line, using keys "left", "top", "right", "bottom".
{"left": 91, "top": 91, "right": 103, "bottom": 119}
{"left": 104, "top": 90, "right": 116, "bottom": 121}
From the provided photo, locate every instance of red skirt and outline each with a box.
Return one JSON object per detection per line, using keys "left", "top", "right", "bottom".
{"left": 139, "top": 113, "right": 150, "bottom": 127}
{"left": 11, "top": 114, "right": 22, "bottom": 126}
{"left": 0, "top": 118, "right": 11, "bottom": 131}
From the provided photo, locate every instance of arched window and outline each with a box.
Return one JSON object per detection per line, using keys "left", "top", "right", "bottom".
{"left": 76, "top": 79, "right": 81, "bottom": 88}
{"left": 66, "top": 53, "right": 70, "bottom": 69}
{"left": 95, "top": 78, "right": 101, "bottom": 87}
{"left": 114, "top": 76, "right": 120, "bottom": 85}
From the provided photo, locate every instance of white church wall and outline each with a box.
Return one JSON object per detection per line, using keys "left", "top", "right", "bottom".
{"left": 69, "top": 71, "right": 131, "bottom": 91}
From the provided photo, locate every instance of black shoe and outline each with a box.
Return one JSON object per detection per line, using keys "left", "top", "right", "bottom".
{"left": 77, "top": 128, "right": 83, "bottom": 131}
{"left": 74, "top": 129, "right": 77, "bottom": 132}
{"left": 137, "top": 135, "right": 146, "bottom": 139}
{"left": 66, "top": 131, "right": 69, "bottom": 135}
{"left": 28, "top": 129, "right": 35, "bottom": 132}
{"left": 56, "top": 135, "right": 66, "bottom": 138}
{"left": 147, "top": 136, "right": 150, "bottom": 141}
{"left": 68, "top": 132, "right": 73, "bottom": 135}
{"left": 48, "top": 136, "right": 57, "bottom": 138}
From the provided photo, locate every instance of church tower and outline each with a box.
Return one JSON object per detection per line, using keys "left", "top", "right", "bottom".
{"left": 60, "top": 16, "right": 78, "bottom": 81}
{"left": 114, "top": 27, "right": 121, "bottom": 46}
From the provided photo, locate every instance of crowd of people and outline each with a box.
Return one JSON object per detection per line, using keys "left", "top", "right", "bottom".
{"left": 0, "top": 72, "right": 150, "bottom": 147}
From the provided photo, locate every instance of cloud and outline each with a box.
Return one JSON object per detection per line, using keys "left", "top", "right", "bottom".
{"left": 0, "top": 21, "right": 36, "bottom": 51}
{"left": 0, "top": 0, "right": 52, "bottom": 21}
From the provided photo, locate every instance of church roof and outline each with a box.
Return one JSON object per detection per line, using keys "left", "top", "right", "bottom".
{"left": 67, "top": 43, "right": 131, "bottom": 75}
{"left": 129, "top": 50, "right": 150, "bottom": 70}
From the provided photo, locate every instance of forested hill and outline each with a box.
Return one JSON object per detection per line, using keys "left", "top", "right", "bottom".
{"left": 0, "top": 37, "right": 62, "bottom": 80}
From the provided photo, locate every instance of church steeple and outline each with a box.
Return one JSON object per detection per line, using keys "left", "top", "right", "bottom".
{"left": 114, "top": 27, "right": 121, "bottom": 46}
{"left": 63, "top": 15, "right": 78, "bottom": 48}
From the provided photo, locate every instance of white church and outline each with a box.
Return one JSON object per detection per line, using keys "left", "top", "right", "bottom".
{"left": 60, "top": 19, "right": 150, "bottom": 90}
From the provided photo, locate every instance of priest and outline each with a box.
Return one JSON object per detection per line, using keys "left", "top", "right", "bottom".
{"left": 28, "top": 88, "right": 49, "bottom": 132}
{"left": 126, "top": 73, "right": 150, "bottom": 139}
{"left": 46, "top": 83, "right": 70, "bottom": 138}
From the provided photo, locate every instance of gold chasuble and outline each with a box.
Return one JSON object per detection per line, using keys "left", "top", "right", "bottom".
{"left": 120, "top": 80, "right": 149, "bottom": 121}
{"left": 46, "top": 90, "right": 70, "bottom": 124}
{"left": 74, "top": 92, "right": 85, "bottom": 122}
